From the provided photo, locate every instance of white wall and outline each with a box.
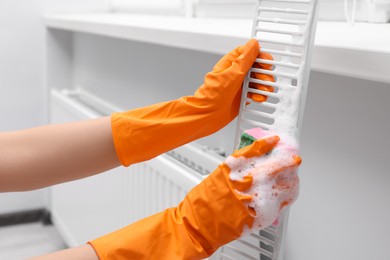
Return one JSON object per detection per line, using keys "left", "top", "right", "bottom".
{"left": 286, "top": 72, "right": 390, "bottom": 260}
{"left": 71, "top": 33, "right": 238, "bottom": 154}
{"left": 0, "top": 0, "right": 108, "bottom": 214}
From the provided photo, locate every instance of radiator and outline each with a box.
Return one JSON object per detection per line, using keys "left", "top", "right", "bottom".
{"left": 50, "top": 88, "right": 280, "bottom": 259}
{"left": 50, "top": 89, "right": 216, "bottom": 248}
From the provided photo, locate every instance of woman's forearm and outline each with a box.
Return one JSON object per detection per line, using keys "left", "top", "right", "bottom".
{"left": 29, "top": 244, "right": 99, "bottom": 260}
{"left": 0, "top": 117, "right": 120, "bottom": 192}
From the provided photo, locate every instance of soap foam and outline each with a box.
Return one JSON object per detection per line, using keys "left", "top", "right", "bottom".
{"left": 269, "top": 44, "right": 305, "bottom": 148}
{"left": 233, "top": 40, "right": 306, "bottom": 231}
{"left": 226, "top": 131, "right": 300, "bottom": 231}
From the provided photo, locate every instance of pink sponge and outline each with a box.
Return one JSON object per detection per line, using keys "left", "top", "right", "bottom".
{"left": 245, "top": 128, "right": 268, "bottom": 139}
{"left": 238, "top": 128, "right": 269, "bottom": 149}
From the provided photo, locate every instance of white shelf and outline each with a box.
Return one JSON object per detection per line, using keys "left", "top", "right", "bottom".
{"left": 44, "top": 13, "right": 390, "bottom": 83}
{"left": 44, "top": 13, "right": 252, "bottom": 55}
{"left": 312, "top": 22, "right": 390, "bottom": 84}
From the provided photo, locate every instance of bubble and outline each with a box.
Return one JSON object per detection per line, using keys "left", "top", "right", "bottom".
{"left": 228, "top": 135, "right": 300, "bottom": 233}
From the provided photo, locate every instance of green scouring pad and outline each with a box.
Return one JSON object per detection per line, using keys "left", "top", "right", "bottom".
{"left": 238, "top": 132, "right": 257, "bottom": 150}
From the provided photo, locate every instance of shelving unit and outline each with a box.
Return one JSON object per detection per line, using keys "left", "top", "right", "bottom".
{"left": 45, "top": 12, "right": 390, "bottom": 83}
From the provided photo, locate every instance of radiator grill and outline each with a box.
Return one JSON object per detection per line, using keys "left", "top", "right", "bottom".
{"left": 50, "top": 89, "right": 205, "bottom": 246}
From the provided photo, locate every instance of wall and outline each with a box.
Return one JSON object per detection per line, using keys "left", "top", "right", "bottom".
{"left": 286, "top": 72, "right": 390, "bottom": 260}
{"left": 71, "top": 33, "right": 239, "bottom": 154}
{"left": 0, "top": 0, "right": 108, "bottom": 214}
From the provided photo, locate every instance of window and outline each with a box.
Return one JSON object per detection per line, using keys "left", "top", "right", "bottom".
{"left": 320, "top": 0, "right": 390, "bottom": 23}
{"left": 110, "top": 0, "right": 257, "bottom": 18}
{"left": 195, "top": 0, "right": 256, "bottom": 18}
{"left": 110, "top": 0, "right": 390, "bottom": 22}
{"left": 110, "top": 0, "right": 185, "bottom": 16}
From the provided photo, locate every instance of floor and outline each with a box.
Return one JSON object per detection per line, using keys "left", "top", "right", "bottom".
{"left": 0, "top": 222, "right": 67, "bottom": 260}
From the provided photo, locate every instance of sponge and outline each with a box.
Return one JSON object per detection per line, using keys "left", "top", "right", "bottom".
{"left": 238, "top": 128, "right": 268, "bottom": 150}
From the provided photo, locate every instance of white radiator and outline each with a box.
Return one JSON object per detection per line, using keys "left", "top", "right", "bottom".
{"left": 50, "top": 89, "right": 218, "bottom": 248}
{"left": 50, "top": 88, "right": 280, "bottom": 259}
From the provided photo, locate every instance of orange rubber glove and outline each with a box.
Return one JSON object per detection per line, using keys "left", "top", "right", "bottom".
{"left": 248, "top": 51, "right": 275, "bottom": 103}
{"left": 89, "top": 135, "right": 301, "bottom": 260}
{"left": 111, "top": 39, "right": 274, "bottom": 166}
